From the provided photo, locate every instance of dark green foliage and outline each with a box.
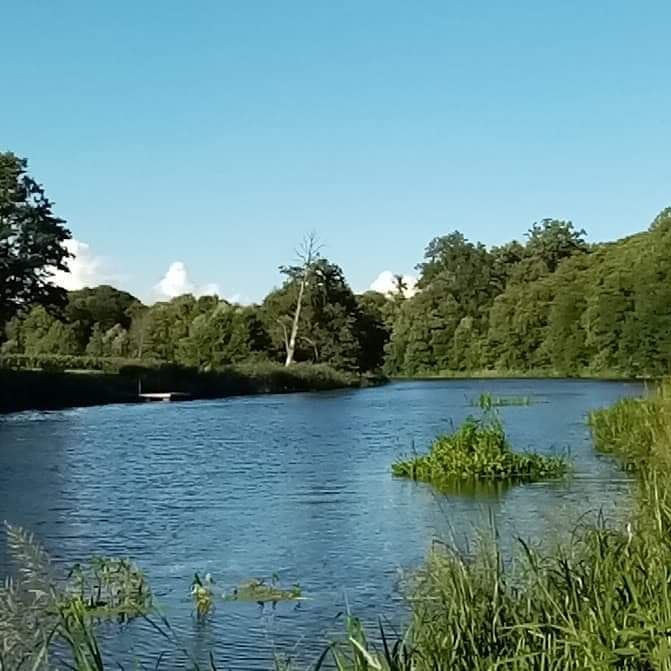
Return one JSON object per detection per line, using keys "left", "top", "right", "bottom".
{"left": 2, "top": 256, "right": 389, "bottom": 376}
{"left": 0, "top": 153, "right": 72, "bottom": 328}
{"left": 524, "top": 218, "right": 588, "bottom": 273}
{"left": 65, "top": 285, "right": 140, "bottom": 350}
{"left": 0, "top": 353, "right": 166, "bottom": 372}
{"left": 2, "top": 149, "right": 668, "bottom": 383}
{"left": 387, "top": 209, "right": 671, "bottom": 377}
{"left": 392, "top": 408, "right": 568, "bottom": 485}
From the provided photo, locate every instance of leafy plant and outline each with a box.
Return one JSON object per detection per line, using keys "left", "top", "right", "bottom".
{"left": 0, "top": 522, "right": 151, "bottom": 669}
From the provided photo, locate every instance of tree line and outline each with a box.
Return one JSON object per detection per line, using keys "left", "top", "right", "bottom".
{"left": 386, "top": 210, "right": 671, "bottom": 377}
{"left": 2, "top": 151, "right": 670, "bottom": 377}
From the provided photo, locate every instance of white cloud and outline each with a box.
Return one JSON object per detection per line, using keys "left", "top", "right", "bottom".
{"left": 154, "top": 261, "right": 222, "bottom": 300}
{"left": 51, "top": 239, "right": 113, "bottom": 290}
{"left": 369, "top": 270, "right": 418, "bottom": 298}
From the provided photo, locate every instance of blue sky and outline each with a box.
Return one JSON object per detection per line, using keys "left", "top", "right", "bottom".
{"left": 2, "top": 1, "right": 670, "bottom": 302}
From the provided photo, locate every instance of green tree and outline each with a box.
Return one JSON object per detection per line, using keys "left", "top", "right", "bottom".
{"left": 264, "top": 258, "right": 366, "bottom": 372}
{"left": 0, "top": 153, "right": 72, "bottom": 327}
{"left": 356, "top": 292, "right": 391, "bottom": 372}
{"left": 19, "top": 306, "right": 79, "bottom": 355}
{"left": 524, "top": 219, "right": 588, "bottom": 273}
{"left": 65, "top": 285, "right": 140, "bottom": 349}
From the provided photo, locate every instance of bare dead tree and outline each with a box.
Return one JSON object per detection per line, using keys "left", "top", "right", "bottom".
{"left": 280, "top": 232, "right": 321, "bottom": 366}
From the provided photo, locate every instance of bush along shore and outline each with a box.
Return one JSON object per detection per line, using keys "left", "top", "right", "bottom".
{"left": 0, "top": 358, "right": 385, "bottom": 413}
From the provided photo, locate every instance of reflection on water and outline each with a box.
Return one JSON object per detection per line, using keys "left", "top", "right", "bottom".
{"left": 0, "top": 379, "right": 641, "bottom": 668}
{"left": 427, "top": 476, "right": 516, "bottom": 499}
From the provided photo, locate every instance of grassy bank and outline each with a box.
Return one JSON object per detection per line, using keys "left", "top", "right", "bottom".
{"left": 0, "top": 361, "right": 382, "bottom": 413}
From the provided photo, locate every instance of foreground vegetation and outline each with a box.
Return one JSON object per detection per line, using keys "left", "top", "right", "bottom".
{"left": 393, "top": 404, "right": 568, "bottom": 486}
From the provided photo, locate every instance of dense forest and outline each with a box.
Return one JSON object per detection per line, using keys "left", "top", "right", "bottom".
{"left": 387, "top": 209, "right": 671, "bottom": 377}
{"left": 2, "top": 151, "right": 670, "bottom": 378}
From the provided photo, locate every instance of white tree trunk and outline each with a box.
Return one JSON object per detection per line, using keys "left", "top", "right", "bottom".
{"left": 284, "top": 274, "right": 307, "bottom": 366}
{"left": 283, "top": 232, "right": 319, "bottom": 367}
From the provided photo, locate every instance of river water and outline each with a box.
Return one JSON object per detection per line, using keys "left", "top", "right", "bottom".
{"left": 0, "top": 379, "right": 642, "bottom": 668}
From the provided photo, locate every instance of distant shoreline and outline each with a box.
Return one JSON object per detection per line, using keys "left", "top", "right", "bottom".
{"left": 0, "top": 364, "right": 386, "bottom": 414}
{"left": 391, "top": 371, "right": 653, "bottom": 382}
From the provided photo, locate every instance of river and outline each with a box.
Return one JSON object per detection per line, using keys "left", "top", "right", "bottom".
{"left": 0, "top": 379, "right": 642, "bottom": 668}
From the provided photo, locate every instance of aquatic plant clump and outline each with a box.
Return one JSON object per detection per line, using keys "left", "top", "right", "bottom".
{"left": 471, "top": 392, "right": 535, "bottom": 407}
{"left": 393, "top": 414, "right": 568, "bottom": 485}
{"left": 224, "top": 577, "right": 302, "bottom": 603}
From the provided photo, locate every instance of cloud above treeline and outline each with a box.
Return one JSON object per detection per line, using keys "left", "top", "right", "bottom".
{"left": 154, "top": 261, "right": 221, "bottom": 299}
{"left": 153, "top": 261, "right": 248, "bottom": 304}
{"left": 51, "top": 239, "right": 117, "bottom": 290}
{"left": 53, "top": 240, "right": 410, "bottom": 306}
{"left": 369, "top": 270, "right": 418, "bottom": 297}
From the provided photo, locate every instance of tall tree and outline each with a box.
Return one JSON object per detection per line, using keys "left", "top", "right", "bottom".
{"left": 0, "top": 153, "right": 72, "bottom": 327}
{"left": 279, "top": 233, "right": 320, "bottom": 366}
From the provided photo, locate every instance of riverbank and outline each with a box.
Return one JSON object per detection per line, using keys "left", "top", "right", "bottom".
{"left": 392, "top": 368, "right": 653, "bottom": 381}
{"left": 0, "top": 362, "right": 385, "bottom": 413}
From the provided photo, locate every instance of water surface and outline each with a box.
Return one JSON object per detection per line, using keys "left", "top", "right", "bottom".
{"left": 0, "top": 379, "right": 642, "bottom": 668}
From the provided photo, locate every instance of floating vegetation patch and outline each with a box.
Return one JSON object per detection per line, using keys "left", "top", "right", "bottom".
{"left": 224, "top": 576, "right": 302, "bottom": 603}
{"left": 393, "top": 406, "right": 568, "bottom": 488}
{"left": 471, "top": 392, "right": 535, "bottom": 408}
{"left": 190, "top": 572, "right": 303, "bottom": 618}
